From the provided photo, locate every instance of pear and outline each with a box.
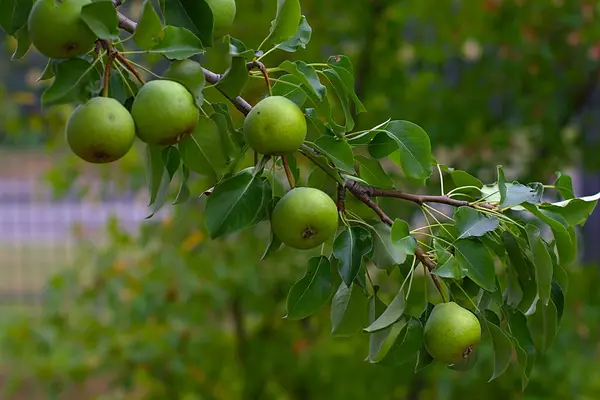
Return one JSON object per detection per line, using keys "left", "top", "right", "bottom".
{"left": 423, "top": 302, "right": 481, "bottom": 365}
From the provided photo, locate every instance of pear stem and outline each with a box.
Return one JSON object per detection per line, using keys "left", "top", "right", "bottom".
{"left": 248, "top": 60, "right": 272, "bottom": 96}
{"left": 282, "top": 156, "right": 295, "bottom": 189}
{"left": 102, "top": 58, "right": 112, "bottom": 97}
{"left": 115, "top": 53, "right": 145, "bottom": 85}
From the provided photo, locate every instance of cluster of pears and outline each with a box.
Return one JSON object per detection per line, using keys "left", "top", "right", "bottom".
{"left": 66, "top": 78, "right": 198, "bottom": 163}
{"left": 243, "top": 95, "right": 339, "bottom": 250}
{"left": 27, "top": 0, "right": 236, "bottom": 60}
{"left": 26, "top": 0, "right": 236, "bottom": 163}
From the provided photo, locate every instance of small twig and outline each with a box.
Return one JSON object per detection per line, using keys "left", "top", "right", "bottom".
{"left": 369, "top": 187, "right": 495, "bottom": 210}
{"left": 336, "top": 185, "right": 346, "bottom": 213}
{"left": 95, "top": 39, "right": 117, "bottom": 97}
{"left": 282, "top": 156, "right": 295, "bottom": 189}
{"left": 248, "top": 60, "right": 272, "bottom": 96}
{"left": 103, "top": 57, "right": 113, "bottom": 97}
{"left": 345, "top": 180, "right": 440, "bottom": 277}
{"left": 115, "top": 53, "right": 145, "bottom": 84}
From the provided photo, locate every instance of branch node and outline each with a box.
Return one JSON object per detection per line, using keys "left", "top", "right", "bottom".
{"left": 336, "top": 185, "right": 346, "bottom": 212}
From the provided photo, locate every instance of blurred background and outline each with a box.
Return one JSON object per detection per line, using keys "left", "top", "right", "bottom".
{"left": 2, "top": 0, "right": 600, "bottom": 398}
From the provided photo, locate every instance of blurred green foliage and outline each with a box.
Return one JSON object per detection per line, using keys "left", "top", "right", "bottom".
{"left": 2, "top": 0, "right": 600, "bottom": 399}
{"left": 2, "top": 201, "right": 600, "bottom": 399}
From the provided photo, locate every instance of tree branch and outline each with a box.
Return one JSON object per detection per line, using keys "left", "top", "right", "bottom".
{"left": 114, "top": 5, "right": 467, "bottom": 292}
{"left": 115, "top": 11, "right": 253, "bottom": 116}
{"left": 344, "top": 180, "right": 438, "bottom": 270}
{"left": 336, "top": 185, "right": 346, "bottom": 213}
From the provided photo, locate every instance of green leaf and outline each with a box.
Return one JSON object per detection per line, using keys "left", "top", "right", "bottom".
{"left": 454, "top": 239, "right": 496, "bottom": 292}
{"left": 10, "top": 24, "right": 30, "bottom": 60}
{"left": 312, "top": 136, "right": 355, "bottom": 173}
{"left": 173, "top": 165, "right": 190, "bottom": 205}
{"left": 272, "top": 74, "right": 307, "bottom": 106}
{"left": 215, "top": 56, "right": 249, "bottom": 98}
{"left": 505, "top": 261, "right": 523, "bottom": 308}
{"left": 279, "top": 60, "right": 326, "bottom": 100}
{"left": 368, "top": 120, "right": 433, "bottom": 183}
{"left": 276, "top": 15, "right": 311, "bottom": 52}
{"left": 354, "top": 155, "right": 393, "bottom": 189}
{"left": 164, "top": 59, "right": 206, "bottom": 108}
{"left": 133, "top": 0, "right": 164, "bottom": 50}
{"left": 285, "top": 256, "right": 333, "bottom": 320}
{"left": 225, "top": 36, "right": 255, "bottom": 59}
{"left": 333, "top": 226, "right": 373, "bottom": 287}
{"left": 145, "top": 144, "right": 166, "bottom": 207}
{"left": 528, "top": 298, "right": 558, "bottom": 353}
{"left": 507, "top": 309, "right": 536, "bottom": 385}
{"left": 502, "top": 231, "right": 532, "bottom": 282}
{"left": 364, "top": 286, "right": 406, "bottom": 333}
{"left": 322, "top": 68, "right": 355, "bottom": 132}
{"left": 554, "top": 172, "right": 574, "bottom": 199}
{"left": 262, "top": 198, "right": 283, "bottom": 260}
{"left": 41, "top": 59, "right": 100, "bottom": 107}
{"left": 433, "top": 256, "right": 464, "bottom": 279}
{"left": 497, "top": 165, "right": 508, "bottom": 205}
{"left": 149, "top": 25, "right": 204, "bottom": 60}
{"left": 481, "top": 182, "right": 543, "bottom": 210}
{"left": 178, "top": 116, "right": 227, "bottom": 178}
{"left": 550, "top": 281, "right": 565, "bottom": 323}
{"left": 485, "top": 321, "right": 514, "bottom": 382}
{"left": 146, "top": 146, "right": 180, "bottom": 218}
{"left": 524, "top": 224, "right": 553, "bottom": 306}
{"left": 538, "top": 192, "right": 600, "bottom": 227}
{"left": 451, "top": 170, "right": 483, "bottom": 189}
{"left": 448, "top": 170, "right": 483, "bottom": 199}
{"left": 205, "top": 170, "right": 271, "bottom": 239}
{"left": 327, "top": 55, "right": 366, "bottom": 114}
{"left": 513, "top": 342, "right": 530, "bottom": 391}
{"left": 265, "top": 0, "right": 301, "bottom": 44}
{"left": 366, "top": 294, "right": 392, "bottom": 362}
{"left": 330, "top": 282, "right": 368, "bottom": 337}
{"left": 552, "top": 257, "right": 569, "bottom": 294}
{"left": 391, "top": 219, "right": 417, "bottom": 255}
{"left": 161, "top": 0, "right": 213, "bottom": 46}
{"left": 371, "top": 222, "right": 408, "bottom": 271}
{"left": 0, "top": 0, "right": 32, "bottom": 35}
{"left": 162, "top": 146, "right": 180, "bottom": 179}
{"left": 106, "top": 69, "right": 138, "bottom": 104}
{"left": 454, "top": 207, "right": 499, "bottom": 239}
{"left": 37, "top": 59, "right": 55, "bottom": 81}
{"left": 211, "top": 102, "right": 241, "bottom": 155}
{"left": 405, "top": 266, "right": 428, "bottom": 317}
{"left": 415, "top": 344, "right": 434, "bottom": 372}
{"left": 80, "top": 1, "right": 119, "bottom": 40}
{"left": 371, "top": 318, "right": 423, "bottom": 366}
{"left": 525, "top": 202, "right": 575, "bottom": 265}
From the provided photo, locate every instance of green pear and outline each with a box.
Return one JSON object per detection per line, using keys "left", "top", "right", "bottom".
{"left": 243, "top": 96, "right": 307, "bottom": 155}
{"left": 28, "top": 0, "right": 97, "bottom": 59}
{"left": 423, "top": 302, "right": 481, "bottom": 365}
{"left": 65, "top": 97, "right": 135, "bottom": 164}
{"left": 131, "top": 80, "right": 199, "bottom": 145}
{"left": 272, "top": 187, "right": 338, "bottom": 250}
{"left": 205, "top": 0, "right": 236, "bottom": 37}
